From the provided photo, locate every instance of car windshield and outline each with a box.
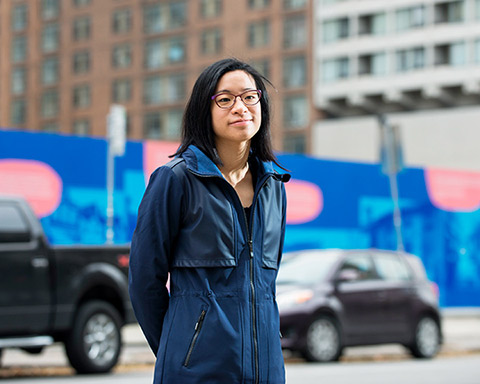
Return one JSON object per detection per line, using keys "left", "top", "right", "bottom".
{"left": 277, "top": 251, "right": 339, "bottom": 285}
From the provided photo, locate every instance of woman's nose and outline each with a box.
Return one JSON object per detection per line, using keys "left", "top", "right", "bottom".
{"left": 231, "top": 96, "right": 247, "bottom": 113}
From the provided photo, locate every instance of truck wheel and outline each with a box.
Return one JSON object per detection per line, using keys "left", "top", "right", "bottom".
{"left": 65, "top": 300, "right": 122, "bottom": 374}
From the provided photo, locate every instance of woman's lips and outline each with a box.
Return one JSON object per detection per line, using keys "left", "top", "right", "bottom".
{"left": 230, "top": 119, "right": 252, "bottom": 126}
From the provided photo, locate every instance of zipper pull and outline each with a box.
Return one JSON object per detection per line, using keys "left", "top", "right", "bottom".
{"left": 195, "top": 310, "right": 206, "bottom": 331}
{"left": 248, "top": 240, "right": 254, "bottom": 258}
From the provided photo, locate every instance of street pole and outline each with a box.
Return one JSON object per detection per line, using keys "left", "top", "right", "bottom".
{"left": 378, "top": 114, "right": 404, "bottom": 252}
{"left": 106, "top": 105, "right": 126, "bottom": 244}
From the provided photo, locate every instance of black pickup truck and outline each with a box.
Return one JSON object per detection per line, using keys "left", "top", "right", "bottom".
{"left": 0, "top": 195, "right": 135, "bottom": 373}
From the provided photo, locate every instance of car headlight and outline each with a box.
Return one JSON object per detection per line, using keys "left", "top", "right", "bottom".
{"left": 277, "top": 289, "right": 314, "bottom": 312}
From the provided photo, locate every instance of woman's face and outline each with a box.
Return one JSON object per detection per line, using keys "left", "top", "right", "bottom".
{"left": 211, "top": 70, "right": 261, "bottom": 147}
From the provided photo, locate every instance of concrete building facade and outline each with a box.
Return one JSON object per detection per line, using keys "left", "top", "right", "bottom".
{"left": 313, "top": 0, "right": 480, "bottom": 171}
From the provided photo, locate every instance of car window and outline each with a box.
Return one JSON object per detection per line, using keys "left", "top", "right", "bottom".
{"left": 374, "top": 253, "right": 412, "bottom": 281}
{"left": 277, "top": 252, "right": 339, "bottom": 285}
{"left": 338, "top": 253, "right": 376, "bottom": 281}
{"left": 0, "top": 204, "right": 30, "bottom": 243}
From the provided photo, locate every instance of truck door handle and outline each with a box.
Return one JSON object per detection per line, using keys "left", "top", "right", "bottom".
{"left": 31, "top": 257, "right": 49, "bottom": 268}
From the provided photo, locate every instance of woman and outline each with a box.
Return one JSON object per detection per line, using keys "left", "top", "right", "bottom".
{"left": 129, "top": 58, "right": 290, "bottom": 384}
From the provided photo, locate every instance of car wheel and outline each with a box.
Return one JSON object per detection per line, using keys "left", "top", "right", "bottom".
{"left": 409, "top": 316, "right": 440, "bottom": 359}
{"left": 303, "top": 316, "right": 342, "bottom": 362}
{"left": 65, "top": 300, "right": 122, "bottom": 374}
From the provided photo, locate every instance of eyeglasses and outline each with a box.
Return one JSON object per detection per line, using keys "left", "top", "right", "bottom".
{"left": 211, "top": 89, "right": 262, "bottom": 109}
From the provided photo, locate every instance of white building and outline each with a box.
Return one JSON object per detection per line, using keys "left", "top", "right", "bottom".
{"left": 313, "top": 0, "right": 480, "bottom": 171}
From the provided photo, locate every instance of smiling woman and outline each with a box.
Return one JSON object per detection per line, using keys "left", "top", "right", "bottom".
{"left": 129, "top": 58, "right": 290, "bottom": 384}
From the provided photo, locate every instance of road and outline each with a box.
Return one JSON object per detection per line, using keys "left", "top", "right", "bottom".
{"left": 1, "top": 355, "right": 479, "bottom": 384}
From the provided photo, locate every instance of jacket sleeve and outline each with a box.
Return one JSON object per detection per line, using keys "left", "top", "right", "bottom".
{"left": 129, "top": 166, "right": 183, "bottom": 355}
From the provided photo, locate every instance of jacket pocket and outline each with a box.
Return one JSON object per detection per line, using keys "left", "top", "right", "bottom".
{"left": 173, "top": 192, "right": 238, "bottom": 268}
{"left": 183, "top": 309, "right": 207, "bottom": 367}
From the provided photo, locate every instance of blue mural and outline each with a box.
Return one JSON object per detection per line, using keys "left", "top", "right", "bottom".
{"left": 1, "top": 130, "right": 479, "bottom": 307}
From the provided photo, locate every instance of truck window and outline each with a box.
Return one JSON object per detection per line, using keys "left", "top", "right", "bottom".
{"left": 0, "top": 204, "right": 31, "bottom": 243}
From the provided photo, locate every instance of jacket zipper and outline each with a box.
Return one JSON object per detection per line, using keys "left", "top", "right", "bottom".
{"left": 245, "top": 176, "right": 272, "bottom": 384}
{"left": 183, "top": 309, "right": 206, "bottom": 367}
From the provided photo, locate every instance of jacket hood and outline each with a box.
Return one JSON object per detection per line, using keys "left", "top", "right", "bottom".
{"left": 181, "top": 145, "right": 290, "bottom": 182}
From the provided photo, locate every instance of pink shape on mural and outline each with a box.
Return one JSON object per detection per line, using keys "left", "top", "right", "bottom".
{"left": 0, "top": 159, "right": 62, "bottom": 217}
{"left": 425, "top": 168, "right": 480, "bottom": 212}
{"left": 285, "top": 179, "right": 323, "bottom": 224}
{"left": 143, "top": 141, "right": 180, "bottom": 184}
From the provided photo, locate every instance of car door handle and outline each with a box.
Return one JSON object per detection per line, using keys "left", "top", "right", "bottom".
{"left": 31, "top": 257, "right": 49, "bottom": 268}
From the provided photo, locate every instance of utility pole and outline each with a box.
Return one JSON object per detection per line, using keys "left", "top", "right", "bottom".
{"left": 378, "top": 114, "right": 404, "bottom": 251}
{"left": 106, "top": 104, "right": 126, "bottom": 244}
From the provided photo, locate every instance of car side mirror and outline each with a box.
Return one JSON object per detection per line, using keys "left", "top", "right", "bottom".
{"left": 336, "top": 268, "right": 361, "bottom": 283}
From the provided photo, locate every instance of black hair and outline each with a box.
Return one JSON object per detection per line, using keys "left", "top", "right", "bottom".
{"left": 172, "top": 58, "right": 284, "bottom": 169}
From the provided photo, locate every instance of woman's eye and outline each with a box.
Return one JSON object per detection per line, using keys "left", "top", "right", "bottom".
{"left": 218, "top": 96, "right": 232, "bottom": 103}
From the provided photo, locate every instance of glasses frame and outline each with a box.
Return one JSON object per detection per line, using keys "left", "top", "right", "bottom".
{"left": 211, "top": 89, "right": 262, "bottom": 109}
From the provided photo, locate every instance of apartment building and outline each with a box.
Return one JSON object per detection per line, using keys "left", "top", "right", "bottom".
{"left": 0, "top": 0, "right": 314, "bottom": 153}
{"left": 313, "top": 0, "right": 480, "bottom": 170}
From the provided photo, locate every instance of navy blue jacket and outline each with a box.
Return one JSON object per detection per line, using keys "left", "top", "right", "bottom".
{"left": 129, "top": 145, "right": 289, "bottom": 384}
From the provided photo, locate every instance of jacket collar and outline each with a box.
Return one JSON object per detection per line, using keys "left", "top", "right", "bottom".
{"left": 182, "top": 145, "right": 290, "bottom": 182}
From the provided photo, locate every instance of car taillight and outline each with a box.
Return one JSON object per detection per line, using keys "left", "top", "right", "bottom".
{"left": 117, "top": 254, "right": 130, "bottom": 268}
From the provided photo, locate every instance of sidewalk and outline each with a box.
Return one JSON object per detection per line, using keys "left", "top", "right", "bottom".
{"left": 2, "top": 310, "right": 480, "bottom": 369}
{"left": 121, "top": 309, "right": 480, "bottom": 364}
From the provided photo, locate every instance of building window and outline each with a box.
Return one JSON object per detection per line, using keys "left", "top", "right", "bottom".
{"left": 12, "top": 36, "right": 27, "bottom": 63}
{"left": 359, "top": 13, "right": 386, "bottom": 35}
{"left": 250, "top": 59, "right": 270, "bottom": 78}
{"left": 11, "top": 99, "right": 27, "bottom": 125}
{"left": 73, "top": 84, "right": 91, "bottom": 108}
{"left": 41, "top": 90, "right": 58, "bottom": 118}
{"left": 144, "top": 109, "right": 183, "bottom": 140}
{"left": 396, "top": 47, "right": 425, "bottom": 72}
{"left": 322, "top": 57, "right": 350, "bottom": 82}
{"left": 359, "top": 52, "right": 386, "bottom": 76}
{"left": 73, "top": 51, "right": 90, "bottom": 74}
{"left": 12, "top": 67, "right": 27, "bottom": 95}
{"left": 112, "top": 78, "right": 132, "bottom": 102}
{"left": 112, "top": 8, "right": 132, "bottom": 34}
{"left": 12, "top": 4, "right": 28, "bottom": 32}
{"left": 42, "top": 23, "right": 58, "bottom": 53}
{"left": 143, "top": 74, "right": 185, "bottom": 105}
{"left": 73, "top": 119, "right": 90, "bottom": 135}
{"left": 201, "top": 0, "right": 222, "bottom": 18}
{"left": 73, "top": 16, "right": 91, "bottom": 41}
{"left": 435, "top": 1, "right": 464, "bottom": 24}
{"left": 112, "top": 43, "right": 132, "bottom": 68}
{"left": 42, "top": 0, "right": 59, "bottom": 20}
{"left": 475, "top": 39, "right": 480, "bottom": 63}
{"left": 283, "top": 134, "right": 306, "bottom": 153}
{"left": 42, "top": 122, "right": 58, "bottom": 132}
{"left": 248, "top": 20, "right": 270, "bottom": 48}
{"left": 73, "top": 0, "right": 91, "bottom": 7}
{"left": 284, "top": 94, "right": 308, "bottom": 129}
{"left": 284, "top": 15, "right": 306, "bottom": 48}
{"left": 322, "top": 18, "right": 349, "bottom": 43}
{"left": 42, "top": 57, "right": 59, "bottom": 85}
{"left": 248, "top": 0, "right": 270, "bottom": 9}
{"left": 144, "top": 36, "right": 186, "bottom": 69}
{"left": 283, "top": 56, "right": 306, "bottom": 88}
{"left": 143, "top": 1, "right": 187, "bottom": 34}
{"left": 435, "top": 42, "right": 466, "bottom": 66}
{"left": 284, "top": 0, "right": 307, "bottom": 10}
{"left": 201, "top": 28, "right": 222, "bottom": 54}
{"left": 396, "top": 5, "right": 425, "bottom": 31}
